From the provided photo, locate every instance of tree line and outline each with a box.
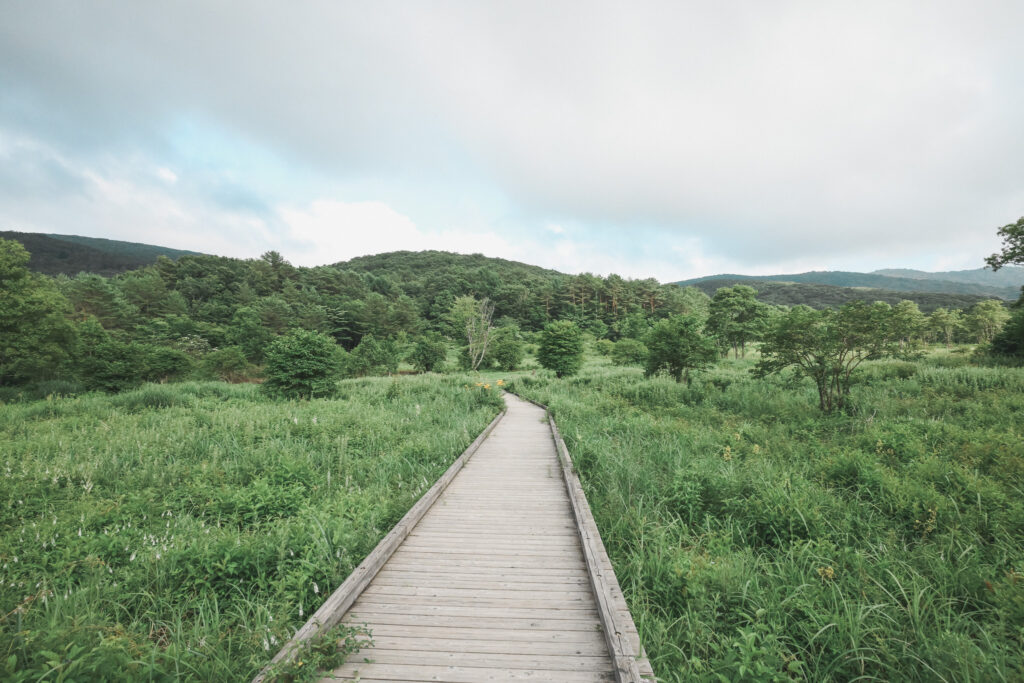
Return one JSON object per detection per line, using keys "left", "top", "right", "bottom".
{"left": 2, "top": 234, "right": 1020, "bottom": 409}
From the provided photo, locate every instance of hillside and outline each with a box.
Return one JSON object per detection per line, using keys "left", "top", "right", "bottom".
{"left": 0, "top": 230, "right": 202, "bottom": 276}
{"left": 874, "top": 266, "right": 1024, "bottom": 289}
{"left": 682, "top": 277, "right": 998, "bottom": 313}
{"left": 678, "top": 269, "right": 1021, "bottom": 300}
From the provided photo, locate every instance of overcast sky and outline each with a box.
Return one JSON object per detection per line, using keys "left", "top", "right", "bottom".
{"left": 1, "top": 1, "right": 1022, "bottom": 280}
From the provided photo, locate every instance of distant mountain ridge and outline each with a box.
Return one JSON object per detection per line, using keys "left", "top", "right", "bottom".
{"left": 872, "top": 267, "right": 1024, "bottom": 289}
{"left": 0, "top": 231, "right": 202, "bottom": 276}
{"left": 678, "top": 267, "right": 1023, "bottom": 300}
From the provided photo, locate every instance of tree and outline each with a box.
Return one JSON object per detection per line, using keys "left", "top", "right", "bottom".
{"left": 890, "top": 300, "right": 927, "bottom": 352}
{"left": 0, "top": 238, "right": 76, "bottom": 384}
{"left": 489, "top": 326, "right": 525, "bottom": 371}
{"left": 347, "top": 334, "right": 402, "bottom": 376}
{"left": 202, "top": 346, "right": 251, "bottom": 382}
{"left": 989, "top": 307, "right": 1024, "bottom": 358}
{"left": 985, "top": 216, "right": 1024, "bottom": 270}
{"left": 409, "top": 333, "right": 447, "bottom": 373}
{"left": 928, "top": 307, "right": 963, "bottom": 348}
{"left": 446, "top": 296, "right": 494, "bottom": 371}
{"left": 754, "top": 302, "right": 897, "bottom": 413}
{"left": 261, "top": 329, "right": 339, "bottom": 399}
{"left": 611, "top": 338, "right": 648, "bottom": 366}
{"left": 644, "top": 315, "right": 716, "bottom": 383}
{"left": 966, "top": 300, "right": 1011, "bottom": 344}
{"left": 537, "top": 320, "right": 584, "bottom": 378}
{"left": 707, "top": 285, "right": 770, "bottom": 358}
{"left": 226, "top": 307, "right": 272, "bottom": 363}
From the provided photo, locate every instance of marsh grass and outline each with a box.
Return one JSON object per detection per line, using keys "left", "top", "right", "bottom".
{"left": 0, "top": 376, "right": 502, "bottom": 681}
{"left": 509, "top": 351, "right": 1024, "bottom": 682}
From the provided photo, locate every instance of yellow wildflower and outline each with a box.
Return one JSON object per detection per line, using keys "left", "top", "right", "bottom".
{"left": 496, "top": 379, "right": 505, "bottom": 386}
{"left": 817, "top": 566, "right": 836, "bottom": 582}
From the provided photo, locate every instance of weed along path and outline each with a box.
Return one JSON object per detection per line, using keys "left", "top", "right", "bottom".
{"left": 257, "top": 392, "right": 653, "bottom": 682}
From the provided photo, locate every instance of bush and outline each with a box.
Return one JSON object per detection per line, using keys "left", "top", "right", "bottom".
{"left": 611, "top": 338, "right": 648, "bottom": 366}
{"left": 593, "top": 339, "right": 615, "bottom": 356}
{"left": 489, "top": 327, "right": 525, "bottom": 371}
{"left": 346, "top": 334, "right": 402, "bottom": 377}
{"left": 202, "top": 346, "right": 252, "bottom": 382}
{"left": 408, "top": 334, "right": 447, "bottom": 373}
{"left": 261, "top": 329, "right": 339, "bottom": 399}
{"left": 537, "top": 320, "right": 584, "bottom": 378}
{"left": 141, "top": 345, "right": 193, "bottom": 383}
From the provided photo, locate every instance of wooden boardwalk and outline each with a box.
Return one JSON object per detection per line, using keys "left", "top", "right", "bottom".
{"left": 257, "top": 393, "right": 653, "bottom": 682}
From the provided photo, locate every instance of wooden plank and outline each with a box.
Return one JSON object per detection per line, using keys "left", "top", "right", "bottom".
{"left": 332, "top": 648, "right": 613, "bottom": 672}
{"left": 325, "top": 663, "right": 615, "bottom": 682}
{"left": 348, "top": 603, "right": 599, "bottom": 618}
{"left": 251, "top": 407, "right": 508, "bottom": 683}
{"left": 343, "top": 612, "right": 605, "bottom": 631}
{"left": 360, "top": 624, "right": 605, "bottom": 644}
{"left": 353, "top": 634, "right": 609, "bottom": 657}
{"left": 363, "top": 585, "right": 595, "bottom": 600}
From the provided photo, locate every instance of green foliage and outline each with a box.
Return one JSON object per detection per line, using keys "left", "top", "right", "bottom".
{"left": 347, "top": 334, "right": 401, "bottom": 377}
{"left": 141, "top": 345, "right": 193, "bottom": 383}
{"left": 707, "top": 285, "right": 771, "bottom": 358}
{"left": 644, "top": 315, "right": 716, "bottom": 382}
{"left": 488, "top": 326, "right": 524, "bottom": 371}
{"left": 202, "top": 346, "right": 253, "bottom": 382}
{"left": 989, "top": 307, "right": 1024, "bottom": 360}
{"left": 755, "top": 301, "right": 898, "bottom": 413}
{"left": 0, "top": 238, "right": 77, "bottom": 385}
{"left": 593, "top": 338, "right": 615, "bottom": 356}
{"left": 263, "top": 623, "right": 372, "bottom": 682}
{"left": 227, "top": 306, "right": 273, "bottom": 363}
{"left": 0, "top": 376, "right": 501, "bottom": 680}
{"left": 686, "top": 277, "right": 1008, "bottom": 312}
{"left": 408, "top": 333, "right": 448, "bottom": 373}
{"left": 513, "top": 353, "right": 1024, "bottom": 682}
{"left": 611, "top": 338, "right": 648, "bottom": 366}
{"left": 262, "top": 329, "right": 339, "bottom": 399}
{"left": 986, "top": 215, "right": 1024, "bottom": 271}
{"left": 537, "top": 320, "right": 584, "bottom": 377}
{"left": 967, "top": 299, "right": 1011, "bottom": 344}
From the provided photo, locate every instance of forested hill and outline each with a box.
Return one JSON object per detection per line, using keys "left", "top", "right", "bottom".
{"left": 682, "top": 278, "right": 997, "bottom": 313}
{"left": 873, "top": 266, "right": 1024, "bottom": 289}
{"left": 677, "top": 269, "right": 1021, "bottom": 300}
{"left": 0, "top": 231, "right": 201, "bottom": 276}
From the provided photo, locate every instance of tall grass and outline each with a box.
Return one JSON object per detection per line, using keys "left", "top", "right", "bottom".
{"left": 0, "top": 376, "right": 502, "bottom": 680}
{"left": 510, "top": 353, "right": 1024, "bottom": 682}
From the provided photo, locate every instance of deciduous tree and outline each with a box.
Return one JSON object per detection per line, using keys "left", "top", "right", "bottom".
{"left": 537, "top": 320, "right": 584, "bottom": 378}
{"left": 754, "top": 302, "right": 897, "bottom": 413}
{"left": 644, "top": 315, "right": 716, "bottom": 383}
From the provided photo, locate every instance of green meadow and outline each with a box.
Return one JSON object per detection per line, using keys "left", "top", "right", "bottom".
{"left": 509, "top": 351, "right": 1024, "bottom": 681}
{"left": 0, "top": 377, "right": 501, "bottom": 681}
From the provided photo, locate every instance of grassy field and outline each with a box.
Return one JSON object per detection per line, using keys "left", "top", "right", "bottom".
{"left": 3, "top": 348, "right": 1022, "bottom": 681}
{"left": 510, "top": 350, "right": 1024, "bottom": 682}
{"left": 0, "top": 377, "right": 502, "bottom": 681}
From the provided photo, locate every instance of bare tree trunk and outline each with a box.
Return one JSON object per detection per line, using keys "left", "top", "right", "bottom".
{"left": 466, "top": 298, "right": 495, "bottom": 371}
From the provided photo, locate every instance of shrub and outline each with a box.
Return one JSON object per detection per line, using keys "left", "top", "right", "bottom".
{"left": 261, "top": 329, "right": 339, "bottom": 399}
{"left": 346, "top": 334, "right": 401, "bottom": 377}
{"left": 202, "top": 346, "right": 252, "bottom": 382}
{"left": 611, "top": 338, "right": 648, "bottom": 366}
{"left": 537, "top": 320, "right": 584, "bottom": 378}
{"left": 593, "top": 339, "right": 615, "bottom": 356}
{"left": 141, "top": 345, "right": 193, "bottom": 382}
{"left": 408, "top": 334, "right": 447, "bottom": 373}
{"left": 489, "top": 326, "right": 525, "bottom": 371}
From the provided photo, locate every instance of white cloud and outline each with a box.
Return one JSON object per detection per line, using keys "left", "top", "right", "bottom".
{"left": 2, "top": 1, "right": 1021, "bottom": 275}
